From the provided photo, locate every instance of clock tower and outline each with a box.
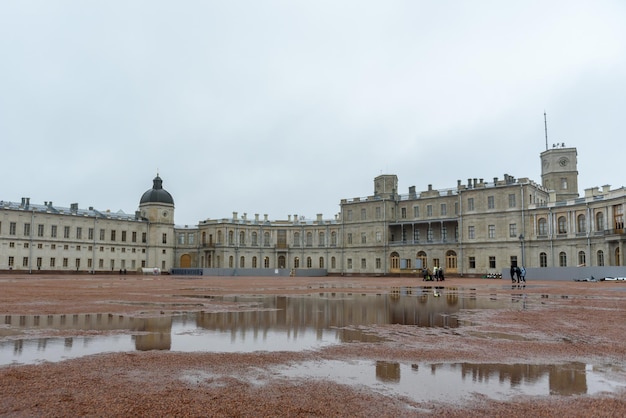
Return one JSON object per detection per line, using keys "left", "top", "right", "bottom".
{"left": 540, "top": 146, "right": 579, "bottom": 202}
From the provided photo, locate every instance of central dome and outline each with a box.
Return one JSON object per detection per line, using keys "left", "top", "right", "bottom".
{"left": 140, "top": 175, "right": 174, "bottom": 205}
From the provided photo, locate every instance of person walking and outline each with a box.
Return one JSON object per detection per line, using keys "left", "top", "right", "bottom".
{"left": 520, "top": 266, "right": 526, "bottom": 283}
{"left": 510, "top": 265, "right": 516, "bottom": 283}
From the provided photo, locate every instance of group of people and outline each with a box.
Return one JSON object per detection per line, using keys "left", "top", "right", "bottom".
{"left": 422, "top": 266, "right": 445, "bottom": 281}
{"left": 510, "top": 265, "right": 526, "bottom": 283}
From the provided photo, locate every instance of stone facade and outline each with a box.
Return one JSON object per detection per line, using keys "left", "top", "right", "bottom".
{"left": 2, "top": 148, "right": 625, "bottom": 275}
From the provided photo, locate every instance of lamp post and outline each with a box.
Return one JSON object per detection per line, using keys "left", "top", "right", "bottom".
{"left": 519, "top": 234, "right": 525, "bottom": 267}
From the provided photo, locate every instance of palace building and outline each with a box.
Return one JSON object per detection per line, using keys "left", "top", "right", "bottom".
{"left": 1, "top": 146, "right": 624, "bottom": 276}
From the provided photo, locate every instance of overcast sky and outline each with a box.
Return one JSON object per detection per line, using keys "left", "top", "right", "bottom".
{"left": 1, "top": 1, "right": 624, "bottom": 226}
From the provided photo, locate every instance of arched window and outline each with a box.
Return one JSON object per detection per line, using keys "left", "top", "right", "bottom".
{"left": 293, "top": 232, "right": 300, "bottom": 247}
{"left": 294, "top": 257, "right": 300, "bottom": 268}
{"left": 578, "top": 251, "right": 586, "bottom": 267}
{"left": 390, "top": 252, "right": 400, "bottom": 270}
{"left": 217, "top": 230, "right": 223, "bottom": 244}
{"left": 228, "top": 255, "right": 234, "bottom": 268}
{"left": 264, "top": 256, "right": 270, "bottom": 268}
{"left": 252, "top": 256, "right": 257, "bottom": 268}
{"left": 577, "top": 214, "right": 586, "bottom": 233}
{"left": 596, "top": 212, "right": 604, "bottom": 231}
{"left": 239, "top": 231, "right": 245, "bottom": 246}
{"left": 417, "top": 251, "right": 427, "bottom": 269}
{"left": 445, "top": 250, "right": 457, "bottom": 271}
{"left": 559, "top": 251, "right": 567, "bottom": 267}
{"left": 331, "top": 231, "right": 337, "bottom": 246}
{"left": 319, "top": 257, "right": 324, "bottom": 268}
{"left": 331, "top": 256, "right": 336, "bottom": 269}
{"left": 306, "top": 257, "right": 312, "bottom": 268}
{"left": 228, "top": 231, "right": 234, "bottom": 245}
{"left": 597, "top": 250, "right": 604, "bottom": 266}
{"left": 319, "top": 232, "right": 325, "bottom": 247}
{"left": 306, "top": 232, "right": 313, "bottom": 247}
{"left": 539, "top": 252, "right": 547, "bottom": 267}
{"left": 538, "top": 218, "right": 548, "bottom": 235}
{"left": 239, "top": 256, "right": 245, "bottom": 268}
{"left": 264, "top": 232, "right": 270, "bottom": 247}
{"left": 251, "top": 232, "right": 258, "bottom": 246}
{"left": 558, "top": 216, "right": 567, "bottom": 234}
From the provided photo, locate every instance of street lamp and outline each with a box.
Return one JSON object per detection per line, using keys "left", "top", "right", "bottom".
{"left": 518, "top": 234, "right": 525, "bottom": 267}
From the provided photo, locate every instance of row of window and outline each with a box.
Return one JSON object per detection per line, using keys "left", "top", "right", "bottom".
{"left": 6, "top": 256, "right": 149, "bottom": 270}
{"left": 0, "top": 222, "right": 156, "bottom": 243}
{"left": 222, "top": 255, "right": 383, "bottom": 270}
{"left": 5, "top": 242, "right": 149, "bottom": 253}
{"left": 346, "top": 194, "right": 521, "bottom": 222}
{"left": 537, "top": 209, "right": 624, "bottom": 235}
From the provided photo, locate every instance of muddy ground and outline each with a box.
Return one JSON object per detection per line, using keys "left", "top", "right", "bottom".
{"left": 1, "top": 274, "right": 625, "bottom": 417}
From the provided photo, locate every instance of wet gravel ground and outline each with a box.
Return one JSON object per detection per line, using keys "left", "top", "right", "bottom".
{"left": 1, "top": 274, "right": 626, "bottom": 417}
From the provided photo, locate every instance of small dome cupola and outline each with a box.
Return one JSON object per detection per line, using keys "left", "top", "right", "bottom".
{"left": 140, "top": 174, "right": 174, "bottom": 205}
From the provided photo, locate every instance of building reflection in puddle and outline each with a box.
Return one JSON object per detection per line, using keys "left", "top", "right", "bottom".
{"left": 2, "top": 288, "right": 512, "bottom": 365}
{"left": 278, "top": 360, "right": 626, "bottom": 402}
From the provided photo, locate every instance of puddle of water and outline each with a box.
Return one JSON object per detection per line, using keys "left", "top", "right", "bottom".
{"left": 276, "top": 360, "right": 626, "bottom": 404}
{"left": 1, "top": 289, "right": 516, "bottom": 366}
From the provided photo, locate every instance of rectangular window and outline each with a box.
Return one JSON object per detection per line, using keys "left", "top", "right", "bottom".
{"left": 37, "top": 224, "right": 44, "bottom": 237}
{"left": 487, "top": 196, "right": 495, "bottom": 209}
{"left": 508, "top": 194, "right": 516, "bottom": 208}
{"left": 24, "top": 223, "right": 31, "bottom": 236}
{"left": 121, "top": 231, "right": 127, "bottom": 242}
{"left": 64, "top": 226, "right": 70, "bottom": 238}
{"left": 50, "top": 258, "right": 56, "bottom": 267}
{"left": 346, "top": 210, "right": 352, "bottom": 221}
{"left": 400, "top": 207, "right": 406, "bottom": 219}
{"left": 100, "top": 229, "right": 105, "bottom": 240}
{"left": 469, "top": 256, "right": 476, "bottom": 269}
{"left": 413, "top": 206, "right": 419, "bottom": 218}
{"left": 376, "top": 258, "right": 381, "bottom": 269}
{"left": 442, "top": 226, "right": 447, "bottom": 241}
{"left": 76, "top": 227, "right": 82, "bottom": 240}
{"left": 426, "top": 205, "right": 433, "bottom": 217}
{"left": 489, "top": 256, "right": 496, "bottom": 269}
{"left": 361, "top": 258, "right": 366, "bottom": 269}
{"left": 8, "top": 256, "right": 15, "bottom": 267}
{"left": 361, "top": 208, "right": 366, "bottom": 220}
{"left": 361, "top": 233, "right": 367, "bottom": 244}
{"left": 440, "top": 204, "right": 447, "bottom": 216}
{"left": 88, "top": 228, "right": 94, "bottom": 240}
{"left": 467, "top": 198, "right": 475, "bottom": 211}
{"left": 347, "top": 233, "right": 352, "bottom": 244}
{"left": 162, "top": 233, "right": 167, "bottom": 244}
{"left": 63, "top": 258, "right": 68, "bottom": 267}
{"left": 111, "top": 230, "right": 116, "bottom": 241}
{"left": 509, "top": 223, "right": 517, "bottom": 238}
{"left": 142, "top": 232, "right": 147, "bottom": 243}
{"left": 10, "top": 222, "right": 16, "bottom": 236}
{"left": 23, "top": 257, "right": 29, "bottom": 267}
{"left": 561, "top": 178, "right": 568, "bottom": 190}
{"left": 376, "top": 207, "right": 382, "bottom": 219}
{"left": 51, "top": 225, "right": 57, "bottom": 238}
{"left": 468, "top": 226, "right": 475, "bottom": 239}
{"left": 178, "top": 233, "right": 185, "bottom": 245}
{"left": 188, "top": 234, "right": 194, "bottom": 245}
{"left": 488, "top": 225, "right": 495, "bottom": 239}
{"left": 347, "top": 258, "right": 353, "bottom": 269}
{"left": 376, "top": 231, "right": 382, "bottom": 242}
{"left": 132, "top": 231, "right": 137, "bottom": 242}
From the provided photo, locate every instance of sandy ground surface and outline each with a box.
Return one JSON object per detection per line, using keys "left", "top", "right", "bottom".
{"left": 1, "top": 273, "right": 626, "bottom": 417}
